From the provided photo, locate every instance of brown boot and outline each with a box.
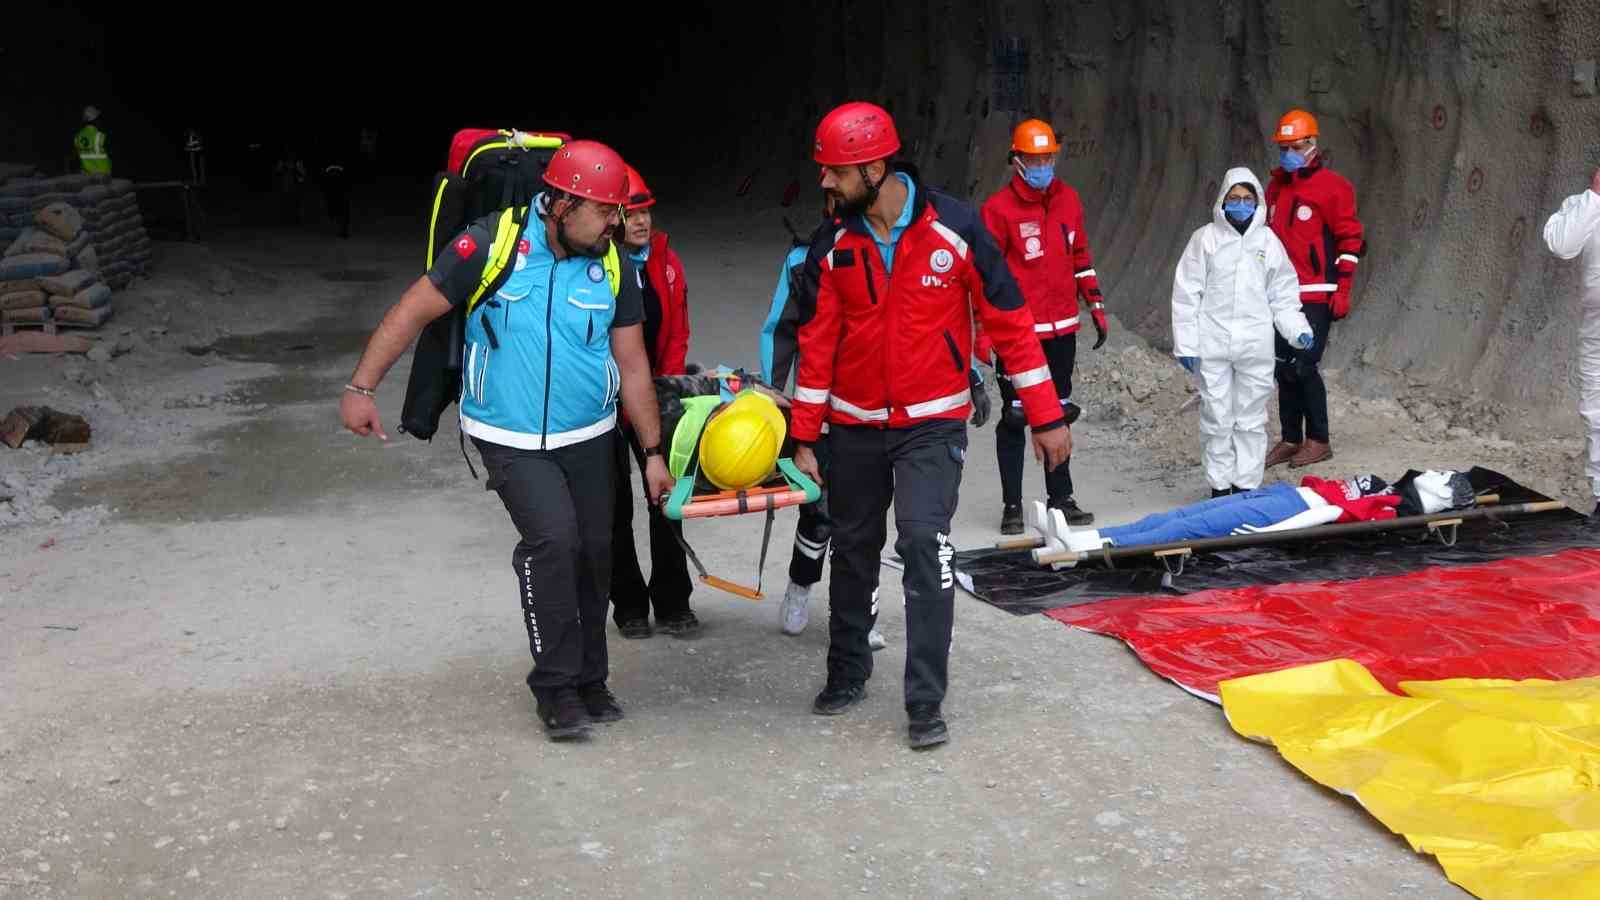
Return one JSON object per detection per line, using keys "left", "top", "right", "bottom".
{"left": 1264, "top": 441, "right": 1300, "bottom": 469}
{"left": 1288, "top": 439, "right": 1333, "bottom": 468}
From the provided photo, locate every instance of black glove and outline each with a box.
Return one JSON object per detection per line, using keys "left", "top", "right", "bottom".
{"left": 1090, "top": 307, "right": 1109, "bottom": 350}
{"left": 968, "top": 366, "right": 991, "bottom": 427}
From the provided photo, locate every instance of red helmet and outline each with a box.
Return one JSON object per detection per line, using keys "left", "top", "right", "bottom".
{"left": 542, "top": 140, "right": 629, "bottom": 204}
{"left": 813, "top": 101, "right": 900, "bottom": 166}
{"left": 623, "top": 165, "right": 655, "bottom": 210}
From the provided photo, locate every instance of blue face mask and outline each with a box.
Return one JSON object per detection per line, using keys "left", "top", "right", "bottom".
{"left": 1021, "top": 165, "right": 1055, "bottom": 190}
{"left": 1223, "top": 199, "right": 1257, "bottom": 224}
{"left": 1280, "top": 149, "right": 1309, "bottom": 173}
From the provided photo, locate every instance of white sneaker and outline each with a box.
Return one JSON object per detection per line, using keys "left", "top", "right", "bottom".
{"left": 868, "top": 628, "right": 887, "bottom": 651}
{"left": 780, "top": 582, "right": 810, "bottom": 635}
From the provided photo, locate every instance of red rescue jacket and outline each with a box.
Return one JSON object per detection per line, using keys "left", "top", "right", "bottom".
{"left": 641, "top": 230, "right": 689, "bottom": 376}
{"left": 790, "top": 170, "right": 1066, "bottom": 442}
{"left": 1266, "top": 159, "right": 1364, "bottom": 314}
{"left": 977, "top": 174, "right": 1104, "bottom": 358}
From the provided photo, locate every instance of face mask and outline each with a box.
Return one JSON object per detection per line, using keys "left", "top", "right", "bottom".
{"left": 1223, "top": 199, "right": 1256, "bottom": 224}
{"left": 1280, "top": 149, "right": 1309, "bottom": 173}
{"left": 1020, "top": 164, "right": 1055, "bottom": 191}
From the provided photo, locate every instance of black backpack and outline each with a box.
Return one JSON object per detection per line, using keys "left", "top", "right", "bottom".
{"left": 399, "top": 129, "right": 568, "bottom": 441}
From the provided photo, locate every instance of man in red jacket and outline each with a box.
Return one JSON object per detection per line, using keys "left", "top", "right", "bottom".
{"left": 1264, "top": 109, "right": 1365, "bottom": 470}
{"left": 980, "top": 118, "right": 1106, "bottom": 534}
{"left": 791, "top": 101, "right": 1073, "bottom": 748}
{"left": 609, "top": 166, "right": 698, "bottom": 638}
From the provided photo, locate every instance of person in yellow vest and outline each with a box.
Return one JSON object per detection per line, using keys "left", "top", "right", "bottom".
{"left": 74, "top": 106, "right": 111, "bottom": 176}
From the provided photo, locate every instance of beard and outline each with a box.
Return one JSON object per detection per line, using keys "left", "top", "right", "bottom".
{"left": 829, "top": 187, "right": 871, "bottom": 218}
{"left": 557, "top": 220, "right": 612, "bottom": 258}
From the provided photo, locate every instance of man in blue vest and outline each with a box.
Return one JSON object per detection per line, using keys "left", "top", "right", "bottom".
{"left": 340, "top": 141, "right": 672, "bottom": 742}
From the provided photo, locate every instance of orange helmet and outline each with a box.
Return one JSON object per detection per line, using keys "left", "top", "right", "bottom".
{"left": 1011, "top": 119, "right": 1059, "bottom": 154}
{"left": 624, "top": 165, "right": 655, "bottom": 210}
{"left": 1274, "top": 109, "right": 1319, "bottom": 144}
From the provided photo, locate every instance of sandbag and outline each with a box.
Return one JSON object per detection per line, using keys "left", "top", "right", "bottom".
{"left": 1, "top": 179, "right": 48, "bottom": 198}
{"left": 0, "top": 227, "right": 22, "bottom": 244}
{"left": 50, "top": 283, "right": 112, "bottom": 309}
{"left": 0, "top": 164, "right": 38, "bottom": 184}
{"left": 51, "top": 304, "right": 112, "bottom": 327}
{"left": 3, "top": 229, "right": 68, "bottom": 259}
{"left": 35, "top": 202, "right": 83, "bottom": 242}
{"left": 7, "top": 211, "right": 36, "bottom": 227}
{"left": 29, "top": 192, "right": 72, "bottom": 211}
{"left": 0, "top": 253, "right": 67, "bottom": 280}
{"left": 0, "top": 289, "right": 46, "bottom": 310}
{"left": 1, "top": 306, "right": 50, "bottom": 324}
{"left": 76, "top": 247, "right": 100, "bottom": 273}
{"left": 110, "top": 179, "right": 134, "bottom": 195}
{"left": 80, "top": 186, "right": 112, "bottom": 205}
{"left": 0, "top": 196, "right": 30, "bottom": 212}
{"left": 37, "top": 269, "right": 98, "bottom": 297}
{"left": 65, "top": 231, "right": 91, "bottom": 260}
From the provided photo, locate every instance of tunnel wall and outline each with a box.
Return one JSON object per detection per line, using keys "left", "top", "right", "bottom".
{"left": 710, "top": 0, "right": 1600, "bottom": 426}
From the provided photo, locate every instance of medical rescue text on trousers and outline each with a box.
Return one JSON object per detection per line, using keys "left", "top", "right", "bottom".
{"left": 980, "top": 118, "right": 1106, "bottom": 534}
{"left": 339, "top": 140, "right": 673, "bottom": 742}
{"left": 788, "top": 101, "right": 1072, "bottom": 749}
{"left": 1263, "top": 109, "right": 1365, "bottom": 470}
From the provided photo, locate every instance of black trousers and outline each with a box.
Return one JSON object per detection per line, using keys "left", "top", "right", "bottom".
{"left": 996, "top": 332, "right": 1075, "bottom": 505}
{"left": 826, "top": 420, "right": 966, "bottom": 707}
{"left": 610, "top": 426, "right": 693, "bottom": 624}
{"left": 1274, "top": 302, "right": 1334, "bottom": 443}
{"left": 787, "top": 433, "right": 833, "bottom": 586}
{"left": 473, "top": 434, "right": 614, "bottom": 692}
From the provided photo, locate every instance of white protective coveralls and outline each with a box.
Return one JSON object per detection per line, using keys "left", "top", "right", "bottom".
{"left": 1171, "top": 168, "right": 1311, "bottom": 491}
{"left": 1543, "top": 188, "right": 1600, "bottom": 503}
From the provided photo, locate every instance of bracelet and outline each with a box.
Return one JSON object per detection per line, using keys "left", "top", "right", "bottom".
{"left": 344, "top": 383, "right": 377, "bottom": 398}
{"left": 641, "top": 445, "right": 662, "bottom": 458}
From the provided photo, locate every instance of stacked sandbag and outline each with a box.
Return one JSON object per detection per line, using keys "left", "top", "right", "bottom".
{"left": 0, "top": 168, "right": 152, "bottom": 294}
{"left": 1, "top": 199, "right": 112, "bottom": 330}
{"left": 81, "top": 178, "right": 150, "bottom": 289}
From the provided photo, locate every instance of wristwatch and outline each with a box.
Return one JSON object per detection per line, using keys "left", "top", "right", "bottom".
{"left": 641, "top": 445, "right": 662, "bottom": 458}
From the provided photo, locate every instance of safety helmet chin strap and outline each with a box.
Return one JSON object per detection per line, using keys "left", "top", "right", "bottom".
{"left": 857, "top": 162, "right": 887, "bottom": 209}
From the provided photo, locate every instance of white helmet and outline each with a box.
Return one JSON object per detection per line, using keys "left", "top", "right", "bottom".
{"left": 83, "top": 105, "right": 100, "bottom": 122}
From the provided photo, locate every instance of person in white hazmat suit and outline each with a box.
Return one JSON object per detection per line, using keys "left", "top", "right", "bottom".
{"left": 1171, "top": 168, "right": 1314, "bottom": 496}
{"left": 1543, "top": 168, "right": 1600, "bottom": 522}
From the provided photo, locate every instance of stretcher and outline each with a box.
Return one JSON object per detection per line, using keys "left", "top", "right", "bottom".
{"left": 661, "top": 458, "right": 822, "bottom": 601}
{"left": 1015, "top": 495, "right": 1569, "bottom": 575}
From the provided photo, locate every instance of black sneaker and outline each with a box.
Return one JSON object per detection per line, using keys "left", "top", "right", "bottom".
{"left": 1050, "top": 496, "right": 1095, "bottom": 527}
{"left": 811, "top": 679, "right": 868, "bottom": 715}
{"left": 1000, "top": 503, "right": 1024, "bottom": 535}
{"left": 907, "top": 703, "right": 948, "bottom": 749}
{"left": 1210, "top": 487, "right": 1233, "bottom": 499}
{"left": 577, "top": 682, "right": 624, "bottom": 723}
{"left": 534, "top": 687, "right": 591, "bottom": 741}
{"left": 1587, "top": 502, "right": 1600, "bottom": 529}
{"left": 656, "top": 611, "right": 701, "bottom": 637}
{"left": 616, "top": 619, "right": 653, "bottom": 640}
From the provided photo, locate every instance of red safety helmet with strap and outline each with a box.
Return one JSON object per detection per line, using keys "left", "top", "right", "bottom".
{"left": 624, "top": 165, "right": 655, "bottom": 210}
{"left": 543, "top": 140, "right": 630, "bottom": 204}
{"left": 813, "top": 101, "right": 901, "bottom": 166}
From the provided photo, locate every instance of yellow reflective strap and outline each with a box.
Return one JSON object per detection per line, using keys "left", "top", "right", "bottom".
{"left": 602, "top": 243, "right": 621, "bottom": 295}
{"left": 466, "top": 207, "right": 523, "bottom": 313}
{"left": 427, "top": 178, "right": 451, "bottom": 268}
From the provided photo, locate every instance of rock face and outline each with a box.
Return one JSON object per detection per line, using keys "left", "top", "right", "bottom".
{"left": 694, "top": 1, "right": 1600, "bottom": 426}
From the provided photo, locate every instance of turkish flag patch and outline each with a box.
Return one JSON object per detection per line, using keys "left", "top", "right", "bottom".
{"left": 517, "top": 238, "right": 531, "bottom": 256}
{"left": 453, "top": 235, "right": 478, "bottom": 259}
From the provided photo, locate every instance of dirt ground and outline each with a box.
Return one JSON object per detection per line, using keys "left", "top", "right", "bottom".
{"left": 3, "top": 189, "right": 1582, "bottom": 898}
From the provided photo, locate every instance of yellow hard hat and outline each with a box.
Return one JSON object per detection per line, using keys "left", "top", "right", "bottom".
{"left": 699, "top": 391, "right": 785, "bottom": 490}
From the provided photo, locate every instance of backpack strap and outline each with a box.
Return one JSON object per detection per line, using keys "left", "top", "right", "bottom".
{"left": 465, "top": 206, "right": 527, "bottom": 314}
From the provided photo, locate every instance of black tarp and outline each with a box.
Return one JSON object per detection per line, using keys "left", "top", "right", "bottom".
{"left": 956, "top": 468, "right": 1596, "bottom": 615}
